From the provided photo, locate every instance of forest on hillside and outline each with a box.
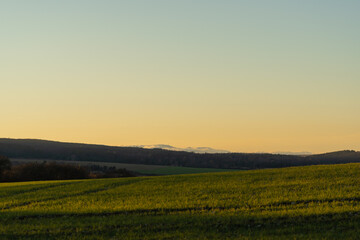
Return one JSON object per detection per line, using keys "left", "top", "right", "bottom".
{"left": 0, "top": 139, "right": 359, "bottom": 170}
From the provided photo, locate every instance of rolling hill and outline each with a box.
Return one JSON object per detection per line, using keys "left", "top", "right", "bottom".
{"left": 0, "top": 138, "right": 360, "bottom": 170}
{"left": 1, "top": 163, "right": 360, "bottom": 239}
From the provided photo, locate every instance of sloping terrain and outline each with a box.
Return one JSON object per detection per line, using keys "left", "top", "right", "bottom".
{"left": 1, "top": 163, "right": 360, "bottom": 239}
{"left": 1, "top": 138, "right": 360, "bottom": 170}
{"left": 10, "top": 158, "right": 237, "bottom": 175}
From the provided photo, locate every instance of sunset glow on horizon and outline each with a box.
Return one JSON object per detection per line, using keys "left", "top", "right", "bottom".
{"left": 1, "top": 1, "right": 359, "bottom": 153}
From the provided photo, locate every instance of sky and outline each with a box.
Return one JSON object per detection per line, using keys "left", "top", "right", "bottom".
{"left": 1, "top": 0, "right": 359, "bottom": 153}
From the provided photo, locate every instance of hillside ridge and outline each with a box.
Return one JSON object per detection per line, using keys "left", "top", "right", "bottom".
{"left": 0, "top": 138, "right": 359, "bottom": 170}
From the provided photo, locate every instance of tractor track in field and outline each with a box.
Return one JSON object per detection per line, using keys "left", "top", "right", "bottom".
{"left": 0, "top": 181, "right": 81, "bottom": 200}
{"left": 0, "top": 178, "right": 147, "bottom": 211}
{"left": 255, "top": 196, "right": 360, "bottom": 210}
{"left": 2, "top": 206, "right": 360, "bottom": 224}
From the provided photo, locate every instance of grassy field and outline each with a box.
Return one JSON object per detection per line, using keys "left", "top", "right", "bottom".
{"left": 1, "top": 163, "right": 360, "bottom": 239}
{"left": 139, "top": 166, "right": 237, "bottom": 175}
{"left": 11, "top": 158, "right": 236, "bottom": 175}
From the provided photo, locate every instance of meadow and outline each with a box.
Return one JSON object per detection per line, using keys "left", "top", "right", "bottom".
{"left": 1, "top": 163, "right": 360, "bottom": 239}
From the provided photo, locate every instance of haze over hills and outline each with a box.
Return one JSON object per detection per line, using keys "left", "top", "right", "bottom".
{"left": 0, "top": 138, "right": 359, "bottom": 170}
{"left": 135, "top": 145, "right": 311, "bottom": 155}
{"left": 133, "top": 144, "right": 231, "bottom": 154}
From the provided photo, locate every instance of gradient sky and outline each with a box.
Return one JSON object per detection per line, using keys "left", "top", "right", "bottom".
{"left": 1, "top": 1, "right": 359, "bottom": 153}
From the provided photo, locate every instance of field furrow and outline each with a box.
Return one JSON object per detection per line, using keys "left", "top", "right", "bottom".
{"left": 1, "top": 163, "right": 360, "bottom": 239}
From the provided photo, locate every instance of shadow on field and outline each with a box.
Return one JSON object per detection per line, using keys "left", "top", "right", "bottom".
{"left": 0, "top": 181, "right": 81, "bottom": 200}
{"left": 3, "top": 195, "right": 360, "bottom": 220}
{"left": 0, "top": 178, "right": 147, "bottom": 211}
{"left": 256, "top": 196, "right": 360, "bottom": 209}
{"left": 1, "top": 210, "right": 360, "bottom": 239}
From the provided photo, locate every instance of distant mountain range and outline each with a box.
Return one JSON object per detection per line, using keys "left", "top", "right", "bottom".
{"left": 0, "top": 138, "right": 359, "bottom": 170}
{"left": 133, "top": 144, "right": 231, "bottom": 153}
{"left": 135, "top": 145, "right": 311, "bottom": 155}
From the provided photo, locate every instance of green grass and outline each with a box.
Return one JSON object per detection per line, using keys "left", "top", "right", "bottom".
{"left": 139, "top": 166, "right": 238, "bottom": 175}
{"left": 1, "top": 163, "right": 360, "bottom": 239}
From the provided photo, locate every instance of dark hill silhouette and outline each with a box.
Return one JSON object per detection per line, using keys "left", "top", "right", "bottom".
{"left": 0, "top": 138, "right": 359, "bottom": 170}
{"left": 311, "top": 150, "right": 358, "bottom": 158}
{"left": 306, "top": 150, "right": 360, "bottom": 163}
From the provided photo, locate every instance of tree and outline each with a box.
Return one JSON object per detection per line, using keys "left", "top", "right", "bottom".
{"left": 0, "top": 155, "right": 11, "bottom": 178}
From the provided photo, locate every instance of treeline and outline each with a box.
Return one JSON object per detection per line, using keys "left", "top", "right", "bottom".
{"left": 0, "top": 155, "right": 135, "bottom": 182}
{"left": 2, "top": 161, "right": 88, "bottom": 182}
{"left": 1, "top": 139, "right": 360, "bottom": 170}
